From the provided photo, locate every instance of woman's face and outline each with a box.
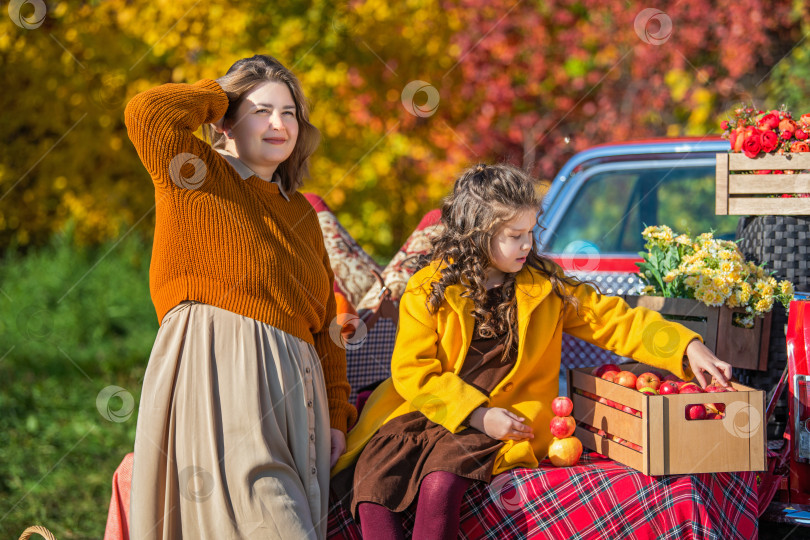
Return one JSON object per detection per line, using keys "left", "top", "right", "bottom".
{"left": 227, "top": 81, "right": 299, "bottom": 178}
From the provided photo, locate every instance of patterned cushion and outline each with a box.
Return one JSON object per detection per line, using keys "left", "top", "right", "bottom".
{"left": 356, "top": 209, "right": 443, "bottom": 310}
{"left": 303, "top": 193, "right": 382, "bottom": 308}
{"left": 345, "top": 317, "right": 398, "bottom": 405}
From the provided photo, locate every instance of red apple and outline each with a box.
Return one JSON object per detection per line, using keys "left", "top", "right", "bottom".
{"left": 705, "top": 412, "right": 721, "bottom": 420}
{"left": 635, "top": 372, "right": 661, "bottom": 391}
{"left": 551, "top": 396, "right": 574, "bottom": 417}
{"left": 704, "top": 385, "right": 727, "bottom": 413}
{"left": 622, "top": 405, "right": 635, "bottom": 415}
{"left": 685, "top": 404, "right": 707, "bottom": 420}
{"left": 628, "top": 442, "right": 643, "bottom": 451}
{"left": 602, "top": 371, "right": 618, "bottom": 383}
{"left": 550, "top": 415, "right": 576, "bottom": 438}
{"left": 679, "top": 384, "right": 703, "bottom": 394}
{"left": 658, "top": 381, "right": 680, "bottom": 395}
{"left": 593, "top": 363, "right": 621, "bottom": 377}
{"left": 638, "top": 387, "right": 658, "bottom": 396}
{"left": 663, "top": 374, "right": 681, "bottom": 383}
{"left": 614, "top": 371, "right": 638, "bottom": 388}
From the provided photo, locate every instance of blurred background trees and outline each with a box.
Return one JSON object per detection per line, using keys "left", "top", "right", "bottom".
{"left": 2, "top": 1, "right": 809, "bottom": 536}
{"left": 1, "top": 0, "right": 807, "bottom": 259}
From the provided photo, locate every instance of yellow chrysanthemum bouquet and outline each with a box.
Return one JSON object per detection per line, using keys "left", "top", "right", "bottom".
{"left": 637, "top": 225, "right": 794, "bottom": 328}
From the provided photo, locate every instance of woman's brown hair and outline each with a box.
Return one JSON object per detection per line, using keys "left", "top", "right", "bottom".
{"left": 424, "top": 163, "right": 594, "bottom": 361}
{"left": 201, "top": 54, "right": 320, "bottom": 194}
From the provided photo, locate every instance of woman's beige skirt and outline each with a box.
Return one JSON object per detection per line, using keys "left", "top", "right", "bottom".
{"left": 130, "top": 301, "right": 332, "bottom": 540}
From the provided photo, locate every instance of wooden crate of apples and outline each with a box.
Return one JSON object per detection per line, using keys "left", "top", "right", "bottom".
{"left": 566, "top": 362, "right": 767, "bottom": 475}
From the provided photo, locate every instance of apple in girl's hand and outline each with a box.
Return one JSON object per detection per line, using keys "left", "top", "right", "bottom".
{"left": 638, "top": 387, "right": 658, "bottom": 396}
{"left": 658, "top": 381, "right": 680, "bottom": 395}
{"left": 602, "top": 371, "right": 618, "bottom": 383}
{"left": 551, "top": 396, "right": 574, "bottom": 417}
{"left": 635, "top": 372, "right": 661, "bottom": 391}
{"left": 550, "top": 415, "right": 576, "bottom": 438}
{"left": 685, "top": 404, "right": 707, "bottom": 420}
{"left": 614, "top": 371, "right": 638, "bottom": 388}
{"left": 593, "top": 364, "right": 621, "bottom": 377}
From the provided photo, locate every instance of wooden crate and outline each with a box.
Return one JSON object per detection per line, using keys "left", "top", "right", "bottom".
{"left": 716, "top": 152, "right": 810, "bottom": 215}
{"left": 567, "top": 362, "right": 767, "bottom": 475}
{"left": 622, "top": 295, "right": 771, "bottom": 371}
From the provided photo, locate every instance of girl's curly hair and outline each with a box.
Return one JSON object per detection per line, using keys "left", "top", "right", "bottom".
{"left": 424, "top": 163, "right": 594, "bottom": 361}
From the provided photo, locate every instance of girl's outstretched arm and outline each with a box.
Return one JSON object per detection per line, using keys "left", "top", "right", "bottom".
{"left": 561, "top": 282, "right": 702, "bottom": 381}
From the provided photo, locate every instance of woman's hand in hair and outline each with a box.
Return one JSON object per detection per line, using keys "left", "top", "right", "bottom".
{"left": 211, "top": 113, "right": 226, "bottom": 135}
{"left": 468, "top": 407, "right": 534, "bottom": 441}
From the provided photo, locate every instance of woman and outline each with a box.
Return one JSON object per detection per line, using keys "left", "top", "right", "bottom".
{"left": 124, "top": 54, "right": 356, "bottom": 539}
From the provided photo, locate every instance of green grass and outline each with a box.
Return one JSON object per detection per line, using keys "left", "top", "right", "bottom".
{"left": 0, "top": 225, "right": 156, "bottom": 538}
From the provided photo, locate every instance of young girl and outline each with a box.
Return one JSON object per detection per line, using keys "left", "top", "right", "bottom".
{"left": 331, "top": 163, "right": 732, "bottom": 539}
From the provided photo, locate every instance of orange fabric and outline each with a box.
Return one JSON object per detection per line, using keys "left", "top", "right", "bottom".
{"left": 124, "top": 80, "right": 355, "bottom": 432}
{"left": 103, "top": 453, "right": 133, "bottom": 540}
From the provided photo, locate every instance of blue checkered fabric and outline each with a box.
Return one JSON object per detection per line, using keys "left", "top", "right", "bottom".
{"left": 345, "top": 317, "right": 397, "bottom": 404}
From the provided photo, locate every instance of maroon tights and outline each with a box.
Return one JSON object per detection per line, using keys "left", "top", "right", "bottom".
{"left": 358, "top": 470, "right": 471, "bottom": 539}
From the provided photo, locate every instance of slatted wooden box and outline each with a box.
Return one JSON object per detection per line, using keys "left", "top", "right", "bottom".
{"left": 716, "top": 152, "right": 810, "bottom": 215}
{"left": 567, "top": 362, "right": 767, "bottom": 475}
{"left": 621, "top": 295, "right": 771, "bottom": 371}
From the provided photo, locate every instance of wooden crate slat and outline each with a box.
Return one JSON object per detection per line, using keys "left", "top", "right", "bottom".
{"left": 646, "top": 395, "right": 664, "bottom": 475}
{"left": 729, "top": 174, "right": 810, "bottom": 194}
{"left": 622, "top": 295, "right": 712, "bottom": 318}
{"left": 716, "top": 153, "right": 728, "bottom": 215}
{"left": 729, "top": 152, "right": 810, "bottom": 170}
{"left": 571, "top": 369, "right": 644, "bottom": 409}
{"left": 572, "top": 393, "right": 643, "bottom": 445}
{"left": 715, "top": 310, "right": 772, "bottom": 371}
{"left": 728, "top": 197, "right": 810, "bottom": 215}
{"left": 574, "top": 426, "right": 645, "bottom": 473}
{"left": 749, "top": 390, "right": 767, "bottom": 472}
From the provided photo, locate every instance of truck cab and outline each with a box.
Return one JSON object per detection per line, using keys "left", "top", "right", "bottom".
{"left": 537, "top": 138, "right": 739, "bottom": 369}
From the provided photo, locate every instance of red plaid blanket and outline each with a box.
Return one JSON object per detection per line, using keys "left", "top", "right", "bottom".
{"left": 326, "top": 451, "right": 757, "bottom": 539}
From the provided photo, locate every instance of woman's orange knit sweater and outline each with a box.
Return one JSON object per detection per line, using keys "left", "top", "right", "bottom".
{"left": 124, "top": 79, "right": 356, "bottom": 433}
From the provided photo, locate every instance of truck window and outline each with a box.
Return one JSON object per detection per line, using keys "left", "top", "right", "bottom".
{"left": 546, "top": 165, "right": 739, "bottom": 255}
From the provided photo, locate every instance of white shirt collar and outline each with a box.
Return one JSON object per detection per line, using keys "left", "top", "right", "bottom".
{"left": 215, "top": 149, "right": 290, "bottom": 201}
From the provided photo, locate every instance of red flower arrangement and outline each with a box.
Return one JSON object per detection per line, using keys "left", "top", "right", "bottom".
{"left": 721, "top": 107, "right": 810, "bottom": 158}
{"left": 721, "top": 107, "right": 810, "bottom": 198}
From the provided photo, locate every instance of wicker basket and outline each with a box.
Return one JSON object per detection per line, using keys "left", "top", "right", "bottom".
{"left": 733, "top": 215, "right": 810, "bottom": 439}
{"left": 18, "top": 526, "right": 56, "bottom": 540}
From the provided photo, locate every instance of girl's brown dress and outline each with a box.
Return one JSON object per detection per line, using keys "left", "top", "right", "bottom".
{"left": 350, "top": 286, "right": 517, "bottom": 517}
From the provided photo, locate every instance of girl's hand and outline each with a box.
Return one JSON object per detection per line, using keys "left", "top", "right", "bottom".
{"left": 469, "top": 407, "right": 534, "bottom": 441}
{"left": 329, "top": 428, "right": 346, "bottom": 468}
{"left": 685, "top": 339, "right": 732, "bottom": 389}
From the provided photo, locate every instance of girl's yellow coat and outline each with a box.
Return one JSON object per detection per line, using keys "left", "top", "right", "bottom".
{"left": 333, "top": 262, "right": 700, "bottom": 476}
